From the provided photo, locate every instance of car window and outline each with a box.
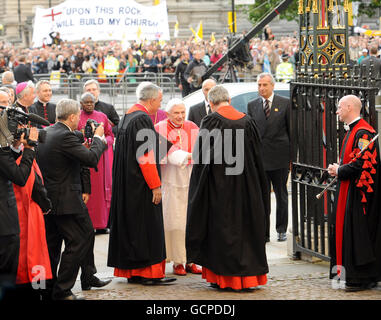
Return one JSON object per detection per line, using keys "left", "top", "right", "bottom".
{"left": 231, "top": 89, "right": 290, "bottom": 113}
{"left": 231, "top": 92, "right": 257, "bottom": 113}
{"left": 274, "top": 90, "right": 290, "bottom": 98}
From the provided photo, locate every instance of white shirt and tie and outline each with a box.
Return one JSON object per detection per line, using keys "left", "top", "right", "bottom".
{"left": 262, "top": 93, "right": 274, "bottom": 119}
{"left": 204, "top": 101, "right": 211, "bottom": 115}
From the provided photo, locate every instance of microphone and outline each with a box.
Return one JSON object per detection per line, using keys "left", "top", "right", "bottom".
{"left": 27, "top": 112, "right": 51, "bottom": 127}
{"left": 10, "top": 107, "right": 51, "bottom": 127}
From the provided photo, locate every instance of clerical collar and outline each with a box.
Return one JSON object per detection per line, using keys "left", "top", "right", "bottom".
{"left": 15, "top": 101, "right": 28, "bottom": 113}
{"left": 168, "top": 119, "right": 182, "bottom": 129}
{"left": 39, "top": 100, "right": 49, "bottom": 106}
{"left": 344, "top": 117, "right": 361, "bottom": 131}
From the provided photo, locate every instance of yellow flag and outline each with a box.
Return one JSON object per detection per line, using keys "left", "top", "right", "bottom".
{"left": 137, "top": 26, "right": 142, "bottom": 41}
{"left": 196, "top": 21, "right": 203, "bottom": 40}
{"left": 210, "top": 32, "right": 216, "bottom": 45}
{"left": 174, "top": 20, "right": 179, "bottom": 38}
{"left": 153, "top": 0, "right": 160, "bottom": 5}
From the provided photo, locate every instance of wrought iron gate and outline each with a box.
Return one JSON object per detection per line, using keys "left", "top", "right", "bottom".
{"left": 290, "top": 0, "right": 380, "bottom": 261}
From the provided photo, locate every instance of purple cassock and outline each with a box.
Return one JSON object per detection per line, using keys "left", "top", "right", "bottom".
{"left": 149, "top": 109, "right": 167, "bottom": 125}
{"left": 78, "top": 110, "right": 114, "bottom": 229}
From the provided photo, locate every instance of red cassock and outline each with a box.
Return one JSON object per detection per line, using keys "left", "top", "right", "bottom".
{"left": 13, "top": 160, "right": 52, "bottom": 285}
{"left": 78, "top": 110, "right": 114, "bottom": 229}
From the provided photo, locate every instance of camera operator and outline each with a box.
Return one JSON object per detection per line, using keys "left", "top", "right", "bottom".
{"left": 37, "top": 98, "right": 107, "bottom": 300}
{"left": 0, "top": 90, "right": 39, "bottom": 299}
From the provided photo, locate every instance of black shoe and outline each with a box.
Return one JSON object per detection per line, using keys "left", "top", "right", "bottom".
{"left": 345, "top": 282, "right": 377, "bottom": 292}
{"left": 127, "top": 276, "right": 143, "bottom": 284}
{"left": 277, "top": 233, "right": 287, "bottom": 242}
{"left": 210, "top": 283, "right": 220, "bottom": 289}
{"left": 95, "top": 228, "right": 110, "bottom": 235}
{"left": 81, "top": 276, "right": 112, "bottom": 290}
{"left": 56, "top": 293, "right": 85, "bottom": 300}
{"left": 141, "top": 277, "right": 177, "bottom": 285}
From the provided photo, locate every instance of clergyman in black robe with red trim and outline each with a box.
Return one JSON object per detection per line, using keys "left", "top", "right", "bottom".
{"left": 328, "top": 95, "right": 381, "bottom": 292}
{"left": 186, "top": 85, "right": 269, "bottom": 291}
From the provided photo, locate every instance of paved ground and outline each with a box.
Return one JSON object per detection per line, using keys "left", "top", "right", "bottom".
{"left": 70, "top": 192, "right": 381, "bottom": 301}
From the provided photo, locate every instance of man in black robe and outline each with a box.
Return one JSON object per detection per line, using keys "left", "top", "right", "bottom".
{"left": 186, "top": 85, "right": 269, "bottom": 291}
{"left": 328, "top": 94, "right": 381, "bottom": 292}
{"left": 29, "top": 80, "right": 56, "bottom": 127}
{"left": 107, "top": 83, "right": 175, "bottom": 285}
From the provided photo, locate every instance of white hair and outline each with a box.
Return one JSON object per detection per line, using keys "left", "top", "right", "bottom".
{"left": 165, "top": 98, "right": 184, "bottom": 112}
{"left": 136, "top": 81, "right": 153, "bottom": 100}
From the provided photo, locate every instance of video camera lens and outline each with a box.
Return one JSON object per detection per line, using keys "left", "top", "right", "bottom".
{"left": 84, "top": 119, "right": 100, "bottom": 140}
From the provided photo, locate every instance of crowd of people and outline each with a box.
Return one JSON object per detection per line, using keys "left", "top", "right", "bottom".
{"left": 0, "top": 30, "right": 379, "bottom": 87}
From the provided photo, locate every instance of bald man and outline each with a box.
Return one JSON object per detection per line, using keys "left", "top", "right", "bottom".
{"left": 187, "top": 79, "right": 216, "bottom": 127}
{"left": 327, "top": 95, "right": 381, "bottom": 292}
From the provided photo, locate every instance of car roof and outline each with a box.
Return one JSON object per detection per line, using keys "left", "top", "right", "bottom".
{"left": 183, "top": 81, "right": 290, "bottom": 116}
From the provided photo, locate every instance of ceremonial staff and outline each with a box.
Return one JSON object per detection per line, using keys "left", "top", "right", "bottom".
{"left": 316, "top": 133, "right": 379, "bottom": 199}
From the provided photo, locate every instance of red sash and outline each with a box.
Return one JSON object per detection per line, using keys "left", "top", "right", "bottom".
{"left": 335, "top": 119, "right": 375, "bottom": 270}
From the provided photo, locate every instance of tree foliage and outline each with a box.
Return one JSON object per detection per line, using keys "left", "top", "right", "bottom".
{"left": 243, "top": 0, "right": 299, "bottom": 24}
{"left": 352, "top": 0, "right": 381, "bottom": 18}
{"left": 244, "top": 0, "right": 381, "bottom": 25}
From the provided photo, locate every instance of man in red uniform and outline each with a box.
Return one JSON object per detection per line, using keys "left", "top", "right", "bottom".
{"left": 186, "top": 85, "right": 269, "bottom": 291}
{"left": 108, "top": 83, "right": 176, "bottom": 285}
{"left": 328, "top": 94, "right": 381, "bottom": 292}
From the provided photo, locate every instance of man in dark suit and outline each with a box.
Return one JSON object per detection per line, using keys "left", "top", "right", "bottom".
{"left": 187, "top": 78, "right": 216, "bottom": 127}
{"left": 247, "top": 72, "right": 290, "bottom": 242}
{"left": 175, "top": 50, "right": 191, "bottom": 97}
{"left": 29, "top": 80, "right": 56, "bottom": 127}
{"left": 360, "top": 45, "right": 381, "bottom": 91}
{"left": 37, "top": 98, "right": 107, "bottom": 300}
{"left": 13, "top": 55, "right": 35, "bottom": 84}
{"left": 83, "top": 79, "right": 120, "bottom": 135}
{"left": 184, "top": 50, "right": 208, "bottom": 94}
{"left": 0, "top": 90, "right": 38, "bottom": 296}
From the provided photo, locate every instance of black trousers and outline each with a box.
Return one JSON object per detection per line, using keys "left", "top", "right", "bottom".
{"left": 0, "top": 234, "right": 19, "bottom": 300}
{"left": 44, "top": 211, "right": 96, "bottom": 299}
{"left": 265, "top": 168, "right": 289, "bottom": 237}
{"left": 180, "top": 82, "right": 191, "bottom": 97}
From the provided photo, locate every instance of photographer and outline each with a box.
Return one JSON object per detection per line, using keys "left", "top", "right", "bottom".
{"left": 0, "top": 90, "right": 39, "bottom": 299}
{"left": 37, "top": 98, "right": 107, "bottom": 300}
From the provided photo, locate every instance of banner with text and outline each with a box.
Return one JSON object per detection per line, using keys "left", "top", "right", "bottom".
{"left": 32, "top": 0, "right": 170, "bottom": 47}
